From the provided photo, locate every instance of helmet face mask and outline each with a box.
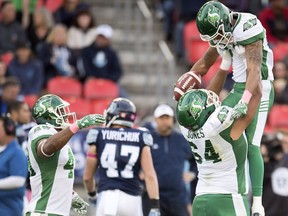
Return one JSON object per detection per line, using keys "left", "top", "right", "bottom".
{"left": 176, "top": 89, "right": 220, "bottom": 131}
{"left": 197, "top": 1, "right": 234, "bottom": 49}
{"left": 104, "top": 98, "right": 136, "bottom": 128}
{"left": 32, "top": 94, "right": 76, "bottom": 129}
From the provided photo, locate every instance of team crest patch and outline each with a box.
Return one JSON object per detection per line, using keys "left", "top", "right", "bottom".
{"left": 207, "top": 6, "right": 220, "bottom": 27}
{"left": 217, "top": 107, "right": 229, "bottom": 123}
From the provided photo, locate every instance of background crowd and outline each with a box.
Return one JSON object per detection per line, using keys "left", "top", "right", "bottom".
{"left": 0, "top": 0, "right": 287, "bottom": 216}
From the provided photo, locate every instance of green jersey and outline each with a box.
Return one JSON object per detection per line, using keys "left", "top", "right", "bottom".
{"left": 26, "top": 125, "right": 75, "bottom": 216}
{"left": 180, "top": 106, "right": 248, "bottom": 195}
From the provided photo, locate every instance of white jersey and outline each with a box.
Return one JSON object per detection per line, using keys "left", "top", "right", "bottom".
{"left": 180, "top": 106, "right": 248, "bottom": 195}
{"left": 218, "top": 12, "right": 274, "bottom": 82}
{"left": 26, "top": 125, "right": 75, "bottom": 216}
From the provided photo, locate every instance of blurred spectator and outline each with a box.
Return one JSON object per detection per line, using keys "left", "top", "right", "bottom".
{"left": 0, "top": 60, "right": 7, "bottom": 88}
{"left": 274, "top": 79, "right": 288, "bottom": 104}
{"left": 67, "top": 9, "right": 97, "bottom": 52}
{"left": 27, "top": 7, "right": 54, "bottom": 52}
{"left": 272, "top": 61, "right": 288, "bottom": 104}
{"left": 37, "top": 24, "right": 77, "bottom": 86}
{"left": 248, "top": 0, "right": 266, "bottom": 16}
{"left": 80, "top": 24, "right": 125, "bottom": 96}
{"left": 0, "top": 116, "right": 28, "bottom": 216}
{"left": 261, "top": 133, "right": 288, "bottom": 216}
{"left": 13, "top": 0, "right": 37, "bottom": 29}
{"left": 7, "top": 41, "right": 44, "bottom": 96}
{"left": 54, "top": 0, "right": 89, "bottom": 27}
{"left": 273, "top": 60, "right": 288, "bottom": 80}
{"left": 7, "top": 100, "right": 36, "bottom": 148}
{"left": 0, "top": 1, "right": 27, "bottom": 64}
{"left": 219, "top": 0, "right": 249, "bottom": 11}
{"left": 37, "top": 0, "right": 63, "bottom": 13}
{"left": 174, "top": 0, "right": 205, "bottom": 60}
{"left": 0, "top": 77, "right": 21, "bottom": 115}
{"left": 259, "top": 0, "right": 288, "bottom": 46}
{"left": 142, "top": 104, "right": 195, "bottom": 216}
{"left": 161, "top": 0, "right": 175, "bottom": 41}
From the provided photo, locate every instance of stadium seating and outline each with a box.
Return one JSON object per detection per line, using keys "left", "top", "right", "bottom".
{"left": 184, "top": 20, "right": 210, "bottom": 64}
{"left": 272, "top": 43, "right": 288, "bottom": 62}
{"left": 84, "top": 78, "right": 119, "bottom": 100}
{"left": 47, "top": 76, "right": 82, "bottom": 98}
{"left": 63, "top": 97, "right": 91, "bottom": 119}
{"left": 90, "top": 99, "right": 112, "bottom": 115}
{"left": 268, "top": 105, "right": 288, "bottom": 130}
{"left": 23, "top": 94, "right": 38, "bottom": 108}
{"left": 201, "top": 61, "right": 222, "bottom": 86}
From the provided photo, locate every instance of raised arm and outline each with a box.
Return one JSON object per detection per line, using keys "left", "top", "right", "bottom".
{"left": 230, "top": 83, "right": 262, "bottom": 140}
{"left": 191, "top": 47, "right": 219, "bottom": 76}
{"left": 207, "top": 50, "right": 232, "bottom": 95}
{"left": 37, "top": 114, "right": 104, "bottom": 157}
{"left": 244, "top": 40, "right": 263, "bottom": 96}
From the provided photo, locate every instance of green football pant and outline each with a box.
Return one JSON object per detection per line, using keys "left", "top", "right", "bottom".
{"left": 192, "top": 194, "right": 249, "bottom": 216}
{"left": 222, "top": 80, "right": 274, "bottom": 196}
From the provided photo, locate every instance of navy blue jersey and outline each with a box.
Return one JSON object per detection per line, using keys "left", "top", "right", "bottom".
{"left": 86, "top": 127, "right": 153, "bottom": 196}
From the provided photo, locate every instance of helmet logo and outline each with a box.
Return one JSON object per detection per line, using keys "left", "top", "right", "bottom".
{"left": 34, "top": 100, "right": 47, "bottom": 117}
{"left": 189, "top": 95, "right": 204, "bottom": 120}
{"left": 207, "top": 7, "right": 220, "bottom": 28}
{"left": 108, "top": 102, "right": 117, "bottom": 113}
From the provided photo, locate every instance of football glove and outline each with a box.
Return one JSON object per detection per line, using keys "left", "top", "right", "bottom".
{"left": 71, "top": 192, "right": 89, "bottom": 215}
{"left": 231, "top": 100, "right": 248, "bottom": 120}
{"left": 148, "top": 208, "right": 161, "bottom": 216}
{"left": 77, "top": 114, "right": 105, "bottom": 129}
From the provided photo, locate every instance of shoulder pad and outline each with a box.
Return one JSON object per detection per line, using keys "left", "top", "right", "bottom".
{"left": 142, "top": 131, "right": 153, "bottom": 146}
{"left": 86, "top": 128, "right": 100, "bottom": 145}
{"left": 29, "top": 124, "right": 57, "bottom": 141}
{"left": 233, "top": 13, "right": 264, "bottom": 45}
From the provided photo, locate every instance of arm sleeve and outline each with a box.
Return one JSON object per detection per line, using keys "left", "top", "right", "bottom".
{"left": 0, "top": 176, "right": 26, "bottom": 189}
{"left": 142, "top": 131, "right": 153, "bottom": 147}
{"left": 86, "top": 128, "right": 99, "bottom": 145}
{"left": 9, "top": 148, "right": 28, "bottom": 179}
{"left": 204, "top": 106, "right": 234, "bottom": 137}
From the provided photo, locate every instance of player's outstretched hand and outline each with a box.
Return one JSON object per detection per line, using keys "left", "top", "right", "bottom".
{"left": 148, "top": 208, "right": 161, "bottom": 216}
{"left": 71, "top": 192, "right": 89, "bottom": 215}
{"left": 77, "top": 114, "right": 105, "bottom": 129}
{"left": 231, "top": 100, "right": 248, "bottom": 120}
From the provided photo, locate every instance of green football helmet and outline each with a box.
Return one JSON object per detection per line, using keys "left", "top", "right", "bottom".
{"left": 176, "top": 89, "right": 220, "bottom": 131}
{"left": 196, "top": 1, "right": 233, "bottom": 49}
{"left": 32, "top": 94, "right": 76, "bottom": 129}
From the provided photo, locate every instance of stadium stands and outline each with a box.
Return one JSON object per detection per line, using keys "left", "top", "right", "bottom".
{"left": 47, "top": 76, "right": 82, "bottom": 98}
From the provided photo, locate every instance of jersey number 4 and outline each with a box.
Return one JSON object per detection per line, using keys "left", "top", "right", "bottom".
{"left": 190, "top": 140, "right": 221, "bottom": 164}
{"left": 101, "top": 143, "right": 140, "bottom": 178}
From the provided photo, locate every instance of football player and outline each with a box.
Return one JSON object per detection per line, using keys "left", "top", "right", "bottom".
{"left": 25, "top": 94, "right": 105, "bottom": 216}
{"left": 187, "top": 1, "right": 274, "bottom": 215}
{"left": 176, "top": 88, "right": 260, "bottom": 216}
{"left": 83, "top": 98, "right": 160, "bottom": 216}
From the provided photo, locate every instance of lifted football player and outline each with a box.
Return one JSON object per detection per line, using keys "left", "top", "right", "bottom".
{"left": 188, "top": 1, "right": 274, "bottom": 215}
